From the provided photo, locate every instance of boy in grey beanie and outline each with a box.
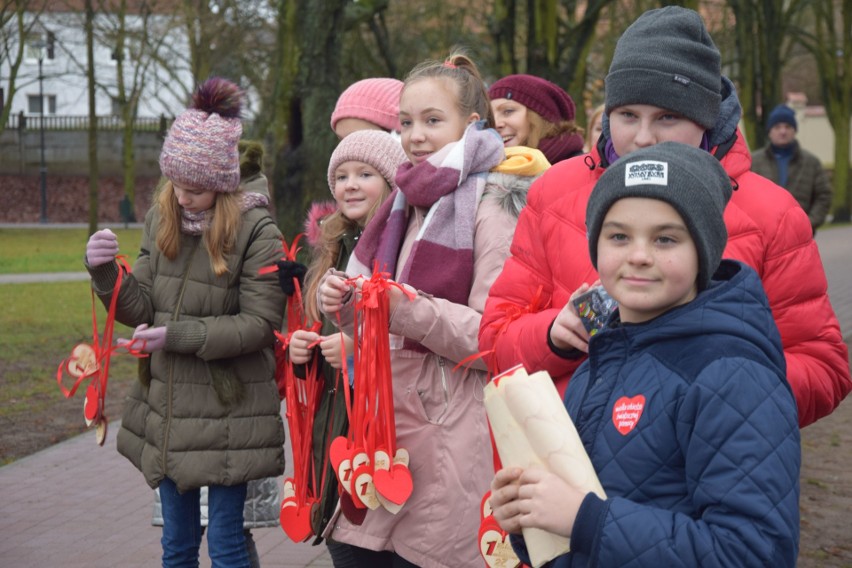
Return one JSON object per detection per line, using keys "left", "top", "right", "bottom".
{"left": 489, "top": 141, "right": 799, "bottom": 568}
{"left": 587, "top": 141, "right": 732, "bottom": 293}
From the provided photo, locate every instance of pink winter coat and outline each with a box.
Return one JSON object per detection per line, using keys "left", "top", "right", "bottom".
{"left": 326, "top": 186, "right": 525, "bottom": 567}
{"left": 480, "top": 133, "right": 850, "bottom": 428}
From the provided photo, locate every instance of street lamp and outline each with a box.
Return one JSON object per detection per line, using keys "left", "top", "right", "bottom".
{"left": 31, "top": 39, "right": 48, "bottom": 223}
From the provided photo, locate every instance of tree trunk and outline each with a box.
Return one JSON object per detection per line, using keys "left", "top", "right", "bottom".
{"left": 85, "top": 0, "right": 99, "bottom": 234}
{"left": 273, "top": 0, "right": 346, "bottom": 239}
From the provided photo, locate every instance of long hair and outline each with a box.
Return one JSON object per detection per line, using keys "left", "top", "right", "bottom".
{"left": 155, "top": 181, "right": 242, "bottom": 277}
{"left": 303, "top": 183, "right": 390, "bottom": 324}
{"left": 526, "top": 109, "right": 583, "bottom": 148}
{"left": 403, "top": 48, "right": 494, "bottom": 128}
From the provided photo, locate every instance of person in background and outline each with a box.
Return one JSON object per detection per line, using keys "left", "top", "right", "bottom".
{"left": 480, "top": 6, "right": 850, "bottom": 428}
{"left": 489, "top": 142, "right": 800, "bottom": 568}
{"left": 751, "top": 104, "right": 833, "bottom": 234}
{"left": 330, "top": 78, "right": 405, "bottom": 139}
{"left": 489, "top": 74, "right": 585, "bottom": 164}
{"left": 584, "top": 104, "right": 604, "bottom": 153}
{"left": 287, "top": 130, "right": 407, "bottom": 566}
{"left": 316, "top": 50, "right": 527, "bottom": 568}
{"left": 84, "top": 77, "right": 286, "bottom": 567}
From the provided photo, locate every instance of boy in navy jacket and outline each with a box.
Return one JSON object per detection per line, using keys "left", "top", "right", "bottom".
{"left": 490, "top": 142, "right": 800, "bottom": 567}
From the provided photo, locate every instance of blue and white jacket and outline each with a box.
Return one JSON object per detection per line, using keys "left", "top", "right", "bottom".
{"left": 514, "top": 260, "right": 800, "bottom": 567}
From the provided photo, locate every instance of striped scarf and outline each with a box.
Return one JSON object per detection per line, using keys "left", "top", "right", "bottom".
{"left": 348, "top": 122, "right": 504, "bottom": 306}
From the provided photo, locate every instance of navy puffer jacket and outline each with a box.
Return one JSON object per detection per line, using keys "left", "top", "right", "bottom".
{"left": 513, "top": 261, "right": 800, "bottom": 567}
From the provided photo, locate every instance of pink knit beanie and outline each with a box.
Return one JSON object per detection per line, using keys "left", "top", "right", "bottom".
{"left": 327, "top": 130, "right": 407, "bottom": 194}
{"left": 330, "top": 78, "right": 404, "bottom": 133}
{"left": 488, "top": 74, "right": 576, "bottom": 124}
{"left": 160, "top": 77, "right": 244, "bottom": 193}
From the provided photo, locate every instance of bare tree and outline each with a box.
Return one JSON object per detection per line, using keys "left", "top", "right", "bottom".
{"left": 795, "top": 0, "right": 852, "bottom": 222}
{"left": 0, "top": 0, "right": 45, "bottom": 134}
{"left": 86, "top": 0, "right": 98, "bottom": 234}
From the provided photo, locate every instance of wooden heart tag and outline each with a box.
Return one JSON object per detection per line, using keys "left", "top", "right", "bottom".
{"left": 478, "top": 516, "right": 521, "bottom": 568}
{"left": 84, "top": 383, "right": 100, "bottom": 425}
{"left": 612, "top": 395, "right": 645, "bottom": 435}
{"left": 280, "top": 498, "right": 315, "bottom": 543}
{"left": 67, "top": 343, "right": 99, "bottom": 378}
{"left": 373, "top": 462, "right": 413, "bottom": 506}
{"left": 339, "top": 490, "right": 367, "bottom": 525}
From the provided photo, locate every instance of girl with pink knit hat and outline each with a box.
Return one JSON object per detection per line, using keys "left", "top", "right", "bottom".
{"left": 489, "top": 74, "right": 584, "bottom": 164}
{"left": 84, "top": 77, "right": 286, "bottom": 567}
{"left": 331, "top": 78, "right": 404, "bottom": 139}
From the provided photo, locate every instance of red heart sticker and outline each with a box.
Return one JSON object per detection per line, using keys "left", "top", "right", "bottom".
{"left": 612, "top": 395, "right": 645, "bottom": 435}
{"left": 373, "top": 462, "right": 413, "bottom": 506}
{"left": 279, "top": 498, "right": 315, "bottom": 543}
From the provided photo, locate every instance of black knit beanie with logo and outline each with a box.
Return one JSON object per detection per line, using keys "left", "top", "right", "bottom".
{"left": 586, "top": 142, "right": 733, "bottom": 291}
{"left": 605, "top": 6, "right": 722, "bottom": 130}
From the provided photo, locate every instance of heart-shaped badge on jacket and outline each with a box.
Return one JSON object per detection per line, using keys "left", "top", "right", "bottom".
{"left": 612, "top": 395, "right": 645, "bottom": 435}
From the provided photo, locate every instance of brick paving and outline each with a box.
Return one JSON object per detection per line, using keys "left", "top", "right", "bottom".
{"left": 0, "top": 225, "right": 849, "bottom": 567}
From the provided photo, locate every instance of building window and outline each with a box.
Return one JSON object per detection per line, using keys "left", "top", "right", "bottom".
{"left": 25, "top": 33, "right": 55, "bottom": 62}
{"left": 111, "top": 97, "right": 125, "bottom": 117}
{"left": 27, "top": 94, "right": 56, "bottom": 115}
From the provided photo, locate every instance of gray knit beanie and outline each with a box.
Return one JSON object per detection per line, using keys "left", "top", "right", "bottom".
{"left": 327, "top": 129, "right": 407, "bottom": 195}
{"left": 605, "top": 6, "right": 722, "bottom": 130}
{"left": 586, "top": 142, "right": 733, "bottom": 291}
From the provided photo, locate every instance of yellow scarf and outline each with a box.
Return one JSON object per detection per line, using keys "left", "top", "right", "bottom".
{"left": 491, "top": 146, "right": 551, "bottom": 176}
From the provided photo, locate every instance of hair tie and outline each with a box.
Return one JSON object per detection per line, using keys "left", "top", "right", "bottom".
{"left": 442, "top": 60, "right": 457, "bottom": 69}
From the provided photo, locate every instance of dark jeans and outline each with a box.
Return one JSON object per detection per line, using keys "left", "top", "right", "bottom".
{"left": 326, "top": 540, "right": 420, "bottom": 568}
{"left": 159, "top": 477, "right": 251, "bottom": 568}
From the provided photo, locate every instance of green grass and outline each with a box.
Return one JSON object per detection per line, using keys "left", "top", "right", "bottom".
{"left": 0, "top": 228, "right": 142, "bottom": 274}
{"left": 0, "top": 280, "right": 138, "bottom": 421}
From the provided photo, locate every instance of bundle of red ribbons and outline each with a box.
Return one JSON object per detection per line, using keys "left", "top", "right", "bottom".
{"left": 56, "top": 256, "right": 147, "bottom": 446}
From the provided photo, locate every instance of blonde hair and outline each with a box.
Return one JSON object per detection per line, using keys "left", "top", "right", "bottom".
{"left": 526, "top": 109, "right": 583, "bottom": 148}
{"left": 403, "top": 49, "right": 494, "bottom": 128}
{"left": 585, "top": 104, "right": 606, "bottom": 153}
{"left": 155, "top": 181, "right": 242, "bottom": 277}
{"left": 303, "top": 182, "right": 391, "bottom": 324}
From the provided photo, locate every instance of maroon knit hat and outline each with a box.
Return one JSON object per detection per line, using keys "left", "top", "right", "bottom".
{"left": 488, "top": 74, "right": 576, "bottom": 123}
{"left": 160, "top": 77, "right": 244, "bottom": 193}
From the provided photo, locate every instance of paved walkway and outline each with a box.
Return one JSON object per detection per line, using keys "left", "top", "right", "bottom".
{"left": 0, "top": 225, "right": 849, "bottom": 567}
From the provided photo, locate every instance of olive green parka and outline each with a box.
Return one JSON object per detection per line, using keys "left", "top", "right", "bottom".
{"left": 87, "top": 178, "right": 286, "bottom": 492}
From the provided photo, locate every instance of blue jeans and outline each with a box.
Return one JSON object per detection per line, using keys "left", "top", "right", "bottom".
{"left": 159, "top": 477, "right": 250, "bottom": 568}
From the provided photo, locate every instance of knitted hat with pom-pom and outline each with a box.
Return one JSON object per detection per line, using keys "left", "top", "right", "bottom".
{"left": 160, "top": 77, "right": 244, "bottom": 193}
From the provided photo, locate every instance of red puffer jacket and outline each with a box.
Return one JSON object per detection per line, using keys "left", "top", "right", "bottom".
{"left": 480, "top": 133, "right": 850, "bottom": 428}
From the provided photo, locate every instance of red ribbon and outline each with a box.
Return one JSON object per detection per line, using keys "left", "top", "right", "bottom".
{"left": 56, "top": 255, "right": 147, "bottom": 445}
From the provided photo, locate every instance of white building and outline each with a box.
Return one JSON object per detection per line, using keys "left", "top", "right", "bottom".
{"left": 1, "top": 0, "right": 194, "bottom": 123}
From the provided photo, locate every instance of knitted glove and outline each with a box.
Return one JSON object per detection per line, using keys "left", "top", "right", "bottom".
{"left": 126, "top": 323, "right": 166, "bottom": 353}
{"left": 85, "top": 229, "right": 119, "bottom": 268}
{"left": 276, "top": 260, "right": 308, "bottom": 296}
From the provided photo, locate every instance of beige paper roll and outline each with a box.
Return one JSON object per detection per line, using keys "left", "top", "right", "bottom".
{"left": 484, "top": 365, "right": 606, "bottom": 568}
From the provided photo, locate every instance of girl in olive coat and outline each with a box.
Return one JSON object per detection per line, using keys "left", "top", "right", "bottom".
{"left": 84, "top": 77, "right": 286, "bottom": 568}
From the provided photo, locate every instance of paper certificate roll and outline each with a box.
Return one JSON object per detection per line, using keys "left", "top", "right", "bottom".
{"left": 483, "top": 364, "right": 606, "bottom": 568}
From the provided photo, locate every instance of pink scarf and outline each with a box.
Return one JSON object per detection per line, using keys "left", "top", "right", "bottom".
{"left": 180, "top": 192, "right": 269, "bottom": 235}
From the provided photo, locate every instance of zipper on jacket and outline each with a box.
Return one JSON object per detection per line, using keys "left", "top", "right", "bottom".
{"left": 435, "top": 356, "right": 450, "bottom": 423}
{"left": 161, "top": 240, "right": 200, "bottom": 476}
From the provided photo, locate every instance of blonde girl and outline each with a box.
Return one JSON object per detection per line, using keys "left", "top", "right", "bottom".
{"left": 84, "top": 77, "right": 286, "bottom": 567}
{"left": 317, "top": 50, "right": 522, "bottom": 568}
{"left": 286, "top": 131, "right": 407, "bottom": 561}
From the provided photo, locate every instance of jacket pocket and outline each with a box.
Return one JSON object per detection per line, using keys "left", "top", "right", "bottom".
{"left": 410, "top": 355, "right": 450, "bottom": 425}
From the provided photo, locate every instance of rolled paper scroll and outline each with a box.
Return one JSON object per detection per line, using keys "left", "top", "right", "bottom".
{"left": 483, "top": 364, "right": 606, "bottom": 568}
